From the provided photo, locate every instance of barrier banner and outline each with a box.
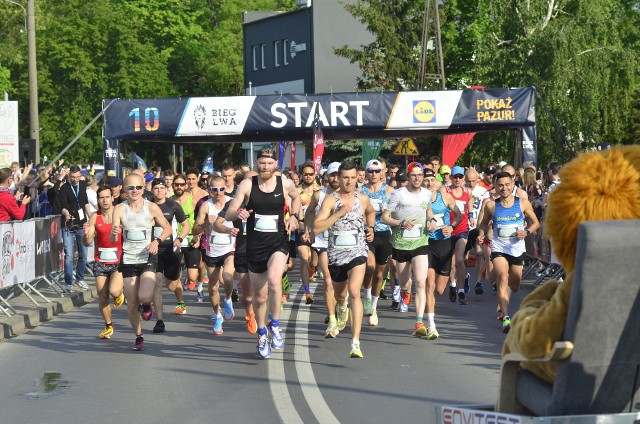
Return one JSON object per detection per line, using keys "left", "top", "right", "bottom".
{"left": 0, "top": 220, "right": 35, "bottom": 288}
{"left": 35, "top": 216, "right": 63, "bottom": 275}
{"left": 0, "top": 222, "right": 13, "bottom": 288}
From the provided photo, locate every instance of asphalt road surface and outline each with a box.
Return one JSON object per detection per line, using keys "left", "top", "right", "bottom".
{"left": 0, "top": 269, "right": 530, "bottom": 424}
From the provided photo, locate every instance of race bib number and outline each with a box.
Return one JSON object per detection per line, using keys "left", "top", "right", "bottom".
{"left": 497, "top": 224, "right": 520, "bottom": 239}
{"left": 402, "top": 224, "right": 423, "bottom": 240}
{"left": 153, "top": 227, "right": 163, "bottom": 238}
{"left": 370, "top": 198, "right": 382, "bottom": 212}
{"left": 301, "top": 205, "right": 308, "bottom": 216}
{"left": 210, "top": 233, "right": 233, "bottom": 246}
{"left": 254, "top": 214, "right": 278, "bottom": 232}
{"left": 434, "top": 214, "right": 445, "bottom": 228}
{"left": 322, "top": 230, "right": 329, "bottom": 239}
{"left": 332, "top": 230, "right": 358, "bottom": 248}
{"left": 455, "top": 200, "right": 467, "bottom": 214}
{"left": 181, "top": 236, "right": 189, "bottom": 247}
{"left": 125, "top": 229, "right": 147, "bottom": 242}
{"left": 98, "top": 247, "right": 118, "bottom": 262}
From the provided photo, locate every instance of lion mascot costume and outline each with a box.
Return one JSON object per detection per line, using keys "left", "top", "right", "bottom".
{"left": 502, "top": 145, "right": 640, "bottom": 383}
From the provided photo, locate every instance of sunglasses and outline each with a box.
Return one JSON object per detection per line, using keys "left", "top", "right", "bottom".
{"left": 173, "top": 182, "right": 186, "bottom": 187}
{"left": 367, "top": 169, "right": 382, "bottom": 174}
{"left": 209, "top": 187, "right": 224, "bottom": 193}
{"left": 126, "top": 185, "right": 144, "bottom": 191}
{"left": 303, "top": 173, "right": 315, "bottom": 177}
{"left": 452, "top": 175, "right": 465, "bottom": 179}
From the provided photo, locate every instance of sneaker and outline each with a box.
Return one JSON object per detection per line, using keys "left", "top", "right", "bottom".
{"left": 187, "top": 280, "right": 196, "bottom": 290}
{"left": 270, "top": 324, "right": 284, "bottom": 349}
{"left": 153, "top": 320, "right": 165, "bottom": 334}
{"left": 368, "top": 309, "right": 379, "bottom": 326}
{"left": 449, "top": 285, "right": 457, "bottom": 302}
{"left": 363, "top": 298, "right": 372, "bottom": 316}
{"left": 173, "top": 303, "right": 186, "bottom": 315}
{"left": 497, "top": 306, "right": 505, "bottom": 321}
{"left": 113, "top": 293, "right": 125, "bottom": 308}
{"left": 141, "top": 305, "right": 154, "bottom": 321}
{"left": 458, "top": 292, "right": 468, "bottom": 305}
{"left": 64, "top": 285, "right": 73, "bottom": 294}
{"left": 281, "top": 274, "right": 290, "bottom": 295}
{"left": 324, "top": 315, "right": 331, "bottom": 325}
{"left": 305, "top": 294, "right": 314, "bottom": 305}
{"left": 182, "top": 281, "right": 190, "bottom": 291}
{"left": 399, "top": 302, "right": 409, "bottom": 313}
{"left": 324, "top": 320, "right": 339, "bottom": 338}
{"left": 492, "top": 282, "right": 497, "bottom": 292}
{"left": 412, "top": 322, "right": 427, "bottom": 337}
{"left": 132, "top": 335, "right": 144, "bottom": 351}
{"left": 401, "top": 289, "right": 411, "bottom": 306}
{"left": 223, "top": 301, "right": 235, "bottom": 321}
{"left": 336, "top": 304, "right": 349, "bottom": 331}
{"left": 379, "top": 290, "right": 388, "bottom": 300}
{"left": 76, "top": 280, "right": 89, "bottom": 290}
{"left": 257, "top": 334, "right": 271, "bottom": 359}
{"left": 474, "top": 282, "right": 484, "bottom": 295}
{"left": 196, "top": 291, "right": 205, "bottom": 303}
{"left": 502, "top": 316, "right": 511, "bottom": 334}
{"left": 350, "top": 341, "right": 363, "bottom": 358}
{"left": 464, "top": 273, "right": 471, "bottom": 293}
{"left": 392, "top": 285, "right": 401, "bottom": 302}
{"left": 426, "top": 326, "right": 440, "bottom": 340}
{"left": 389, "top": 300, "right": 400, "bottom": 311}
{"left": 99, "top": 325, "right": 114, "bottom": 339}
{"left": 245, "top": 314, "right": 257, "bottom": 334}
{"left": 211, "top": 313, "right": 223, "bottom": 335}
{"left": 231, "top": 288, "right": 239, "bottom": 303}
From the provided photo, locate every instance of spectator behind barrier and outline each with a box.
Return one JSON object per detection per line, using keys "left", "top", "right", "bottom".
{"left": 0, "top": 167, "right": 31, "bottom": 222}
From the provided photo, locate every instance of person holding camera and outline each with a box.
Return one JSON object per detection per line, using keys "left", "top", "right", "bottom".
{"left": 59, "top": 164, "right": 92, "bottom": 293}
{"left": 0, "top": 167, "right": 31, "bottom": 222}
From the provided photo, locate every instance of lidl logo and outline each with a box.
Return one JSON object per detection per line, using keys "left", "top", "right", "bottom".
{"left": 413, "top": 100, "right": 436, "bottom": 123}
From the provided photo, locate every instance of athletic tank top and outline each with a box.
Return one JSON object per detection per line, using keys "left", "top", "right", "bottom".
{"left": 175, "top": 195, "right": 195, "bottom": 247}
{"left": 122, "top": 200, "right": 153, "bottom": 264}
{"left": 328, "top": 192, "right": 368, "bottom": 266}
{"left": 312, "top": 188, "right": 330, "bottom": 249}
{"left": 429, "top": 191, "right": 451, "bottom": 241}
{"left": 95, "top": 213, "right": 122, "bottom": 264}
{"left": 205, "top": 197, "right": 235, "bottom": 258}
{"left": 361, "top": 183, "right": 390, "bottom": 232}
{"left": 385, "top": 187, "right": 431, "bottom": 250}
{"left": 245, "top": 176, "right": 287, "bottom": 256}
{"left": 446, "top": 186, "right": 469, "bottom": 235}
{"left": 492, "top": 196, "right": 525, "bottom": 256}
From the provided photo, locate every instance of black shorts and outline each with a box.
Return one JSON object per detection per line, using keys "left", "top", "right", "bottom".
{"left": 296, "top": 233, "right": 312, "bottom": 248}
{"left": 465, "top": 229, "right": 479, "bottom": 254}
{"left": 204, "top": 252, "right": 233, "bottom": 268}
{"left": 93, "top": 262, "right": 119, "bottom": 278}
{"left": 181, "top": 246, "right": 201, "bottom": 269}
{"left": 289, "top": 240, "right": 297, "bottom": 258}
{"left": 157, "top": 247, "right": 182, "bottom": 281}
{"left": 367, "top": 231, "right": 392, "bottom": 265}
{"left": 427, "top": 238, "right": 454, "bottom": 276}
{"left": 391, "top": 245, "right": 430, "bottom": 263}
{"left": 451, "top": 231, "right": 469, "bottom": 247}
{"left": 234, "top": 253, "right": 248, "bottom": 274}
{"left": 313, "top": 247, "right": 327, "bottom": 255}
{"left": 328, "top": 256, "right": 367, "bottom": 283}
{"left": 248, "top": 241, "right": 290, "bottom": 274}
{"left": 119, "top": 254, "right": 158, "bottom": 278}
{"left": 491, "top": 251, "right": 524, "bottom": 267}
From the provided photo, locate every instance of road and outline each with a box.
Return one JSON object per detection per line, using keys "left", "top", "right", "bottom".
{"left": 0, "top": 269, "right": 529, "bottom": 424}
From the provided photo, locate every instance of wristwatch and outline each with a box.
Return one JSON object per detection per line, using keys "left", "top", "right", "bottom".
{"left": 176, "top": 237, "right": 183, "bottom": 243}
{"left": 525, "top": 229, "right": 531, "bottom": 236}
{"left": 291, "top": 213, "right": 300, "bottom": 220}
{"left": 155, "top": 237, "right": 163, "bottom": 244}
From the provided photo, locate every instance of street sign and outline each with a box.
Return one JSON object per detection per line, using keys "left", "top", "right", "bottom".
{"left": 394, "top": 138, "right": 419, "bottom": 155}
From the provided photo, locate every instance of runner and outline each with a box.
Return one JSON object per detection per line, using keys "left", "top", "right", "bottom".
{"left": 296, "top": 162, "right": 321, "bottom": 305}
{"left": 225, "top": 147, "right": 301, "bottom": 359}
{"left": 82, "top": 185, "right": 124, "bottom": 339}
{"left": 313, "top": 162, "right": 375, "bottom": 358}
{"left": 446, "top": 166, "right": 473, "bottom": 305}
{"left": 464, "top": 168, "right": 490, "bottom": 295}
{"left": 110, "top": 174, "right": 173, "bottom": 351}
{"left": 171, "top": 174, "right": 201, "bottom": 295}
{"left": 193, "top": 176, "right": 236, "bottom": 335}
{"left": 150, "top": 178, "right": 190, "bottom": 334}
{"left": 477, "top": 171, "right": 540, "bottom": 333}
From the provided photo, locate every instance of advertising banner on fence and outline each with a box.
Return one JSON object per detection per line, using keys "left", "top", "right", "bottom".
{"left": 0, "top": 101, "right": 20, "bottom": 168}
{"left": 35, "top": 216, "right": 63, "bottom": 276}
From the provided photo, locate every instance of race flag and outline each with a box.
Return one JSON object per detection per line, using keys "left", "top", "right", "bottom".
{"left": 278, "top": 141, "right": 287, "bottom": 169}
{"left": 290, "top": 141, "right": 296, "bottom": 171}
{"left": 312, "top": 122, "right": 324, "bottom": 174}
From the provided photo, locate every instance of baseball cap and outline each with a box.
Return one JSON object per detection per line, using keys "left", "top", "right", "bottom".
{"left": 365, "top": 159, "right": 382, "bottom": 170}
{"left": 484, "top": 163, "right": 497, "bottom": 174}
{"left": 327, "top": 162, "right": 341, "bottom": 175}
{"left": 406, "top": 161, "right": 424, "bottom": 175}
{"left": 80, "top": 169, "right": 89, "bottom": 176}
{"left": 439, "top": 165, "right": 451, "bottom": 175}
{"left": 596, "top": 142, "right": 611, "bottom": 151}
{"left": 319, "top": 167, "right": 327, "bottom": 176}
{"left": 108, "top": 176, "right": 122, "bottom": 187}
{"left": 95, "top": 172, "right": 104, "bottom": 184}
{"left": 451, "top": 166, "right": 465, "bottom": 176}
{"left": 144, "top": 173, "right": 155, "bottom": 182}
{"left": 107, "top": 170, "right": 116, "bottom": 177}
{"left": 395, "top": 171, "right": 407, "bottom": 182}
{"left": 151, "top": 178, "right": 166, "bottom": 188}
{"left": 424, "top": 169, "right": 436, "bottom": 178}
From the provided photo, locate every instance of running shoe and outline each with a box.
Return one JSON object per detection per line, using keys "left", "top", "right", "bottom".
{"left": 448, "top": 285, "right": 457, "bottom": 302}
{"left": 231, "top": 288, "right": 239, "bottom": 303}
{"left": 140, "top": 305, "right": 154, "bottom": 321}
{"left": 211, "top": 313, "right": 223, "bottom": 335}
{"left": 336, "top": 304, "right": 349, "bottom": 331}
{"left": 305, "top": 294, "right": 314, "bottom": 305}
{"left": 187, "top": 280, "right": 196, "bottom": 291}
{"left": 182, "top": 280, "right": 189, "bottom": 291}
{"left": 64, "top": 285, "right": 73, "bottom": 294}
{"left": 389, "top": 301, "right": 400, "bottom": 311}
{"left": 426, "top": 326, "right": 440, "bottom": 340}
{"left": 350, "top": 341, "right": 363, "bottom": 358}
{"left": 113, "top": 293, "right": 125, "bottom": 308}
{"left": 173, "top": 303, "right": 186, "bottom": 315}
{"left": 464, "top": 273, "right": 471, "bottom": 293}
{"left": 458, "top": 292, "right": 468, "bottom": 305}
{"left": 492, "top": 282, "right": 497, "bottom": 292}
{"left": 99, "top": 325, "right": 114, "bottom": 339}
{"left": 399, "top": 302, "right": 409, "bottom": 313}
{"left": 76, "top": 280, "right": 89, "bottom": 290}
{"left": 497, "top": 306, "right": 505, "bottom": 321}
{"left": 281, "top": 273, "right": 290, "bottom": 295}
{"left": 474, "top": 282, "right": 484, "bottom": 295}
{"left": 401, "top": 288, "right": 412, "bottom": 306}
{"left": 379, "top": 289, "right": 388, "bottom": 300}
{"left": 324, "top": 315, "right": 330, "bottom": 325}
{"left": 270, "top": 324, "right": 284, "bottom": 349}
{"left": 245, "top": 314, "right": 257, "bottom": 334}
{"left": 132, "top": 335, "right": 144, "bottom": 351}
{"left": 392, "top": 285, "right": 401, "bottom": 303}
{"left": 368, "top": 309, "right": 379, "bottom": 326}
{"left": 196, "top": 291, "right": 205, "bottom": 303}
{"left": 224, "top": 301, "right": 235, "bottom": 321}
{"left": 412, "top": 322, "right": 427, "bottom": 337}
{"left": 257, "top": 334, "right": 271, "bottom": 359}
{"left": 153, "top": 320, "right": 165, "bottom": 334}
{"left": 502, "top": 316, "right": 511, "bottom": 334}
{"left": 325, "top": 320, "right": 339, "bottom": 338}
{"left": 363, "top": 298, "right": 373, "bottom": 316}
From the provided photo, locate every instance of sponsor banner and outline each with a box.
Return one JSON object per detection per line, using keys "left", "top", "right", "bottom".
{"left": 290, "top": 141, "right": 296, "bottom": 170}
{"left": 0, "top": 222, "right": 13, "bottom": 288}
{"left": 386, "top": 91, "right": 463, "bottom": 130}
{"left": 451, "top": 88, "right": 536, "bottom": 128}
{"left": 14, "top": 220, "right": 35, "bottom": 283}
{"left": 312, "top": 126, "right": 324, "bottom": 174}
{"left": 176, "top": 97, "right": 255, "bottom": 137}
{"left": 0, "top": 101, "right": 20, "bottom": 168}
{"left": 437, "top": 406, "right": 527, "bottom": 424}
{"left": 103, "top": 138, "right": 120, "bottom": 178}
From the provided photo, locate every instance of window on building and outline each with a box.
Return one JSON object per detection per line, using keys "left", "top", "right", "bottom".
{"left": 283, "top": 39, "right": 289, "bottom": 66}
{"left": 274, "top": 40, "right": 280, "bottom": 67}
{"left": 260, "top": 43, "right": 266, "bottom": 69}
{"left": 252, "top": 45, "right": 258, "bottom": 71}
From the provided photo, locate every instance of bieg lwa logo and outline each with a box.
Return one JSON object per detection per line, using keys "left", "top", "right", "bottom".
{"left": 194, "top": 105, "right": 206, "bottom": 130}
{"left": 413, "top": 100, "right": 436, "bottom": 123}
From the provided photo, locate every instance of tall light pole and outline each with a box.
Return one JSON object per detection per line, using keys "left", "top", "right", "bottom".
{"left": 3, "top": 0, "right": 39, "bottom": 163}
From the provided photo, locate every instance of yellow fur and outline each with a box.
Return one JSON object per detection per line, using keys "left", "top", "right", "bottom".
{"left": 503, "top": 146, "right": 640, "bottom": 383}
